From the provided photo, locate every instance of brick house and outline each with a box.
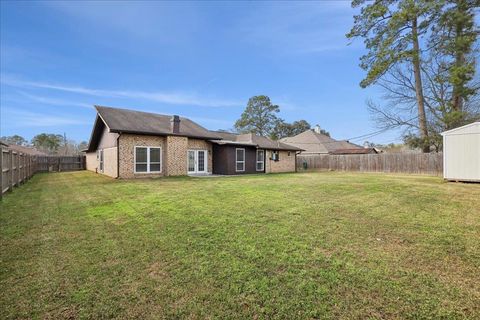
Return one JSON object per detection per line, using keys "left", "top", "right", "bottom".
{"left": 85, "top": 106, "right": 302, "bottom": 178}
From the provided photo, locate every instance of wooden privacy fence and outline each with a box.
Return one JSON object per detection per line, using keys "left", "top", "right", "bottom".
{"left": 35, "top": 155, "right": 86, "bottom": 172}
{"left": 1, "top": 148, "right": 36, "bottom": 199}
{"left": 297, "top": 153, "right": 443, "bottom": 176}
{"left": 1, "top": 145, "right": 86, "bottom": 200}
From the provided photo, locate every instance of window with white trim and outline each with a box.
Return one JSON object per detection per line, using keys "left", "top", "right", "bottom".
{"left": 236, "top": 148, "right": 245, "bottom": 172}
{"left": 135, "top": 146, "right": 161, "bottom": 173}
{"left": 256, "top": 149, "right": 264, "bottom": 171}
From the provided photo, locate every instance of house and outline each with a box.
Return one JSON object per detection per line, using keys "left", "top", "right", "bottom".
{"left": 441, "top": 121, "right": 480, "bottom": 182}
{"left": 1, "top": 143, "right": 47, "bottom": 156}
{"left": 280, "top": 125, "right": 363, "bottom": 155}
{"left": 85, "top": 106, "right": 302, "bottom": 178}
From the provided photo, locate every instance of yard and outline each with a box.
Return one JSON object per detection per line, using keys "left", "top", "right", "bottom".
{"left": 1, "top": 171, "right": 479, "bottom": 319}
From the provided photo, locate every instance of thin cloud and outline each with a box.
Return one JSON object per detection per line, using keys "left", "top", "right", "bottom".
{"left": 2, "top": 109, "right": 90, "bottom": 127}
{"left": 16, "top": 91, "right": 93, "bottom": 109}
{"left": 2, "top": 76, "right": 243, "bottom": 108}
{"left": 189, "top": 116, "right": 233, "bottom": 128}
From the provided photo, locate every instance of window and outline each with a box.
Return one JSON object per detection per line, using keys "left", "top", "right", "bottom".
{"left": 256, "top": 149, "right": 264, "bottom": 171}
{"left": 135, "top": 146, "right": 161, "bottom": 173}
{"left": 99, "top": 149, "right": 104, "bottom": 172}
{"left": 236, "top": 148, "right": 245, "bottom": 172}
{"left": 271, "top": 150, "right": 279, "bottom": 161}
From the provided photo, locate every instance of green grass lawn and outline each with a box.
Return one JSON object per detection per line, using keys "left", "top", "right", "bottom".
{"left": 1, "top": 171, "right": 479, "bottom": 319}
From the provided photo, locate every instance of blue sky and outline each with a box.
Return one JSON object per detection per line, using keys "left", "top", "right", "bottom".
{"left": 1, "top": 0, "right": 400, "bottom": 145}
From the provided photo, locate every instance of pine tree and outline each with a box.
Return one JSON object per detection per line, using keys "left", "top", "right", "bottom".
{"left": 347, "top": 0, "right": 438, "bottom": 152}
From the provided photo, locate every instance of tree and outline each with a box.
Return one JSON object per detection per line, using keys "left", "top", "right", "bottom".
{"left": 367, "top": 58, "right": 479, "bottom": 151}
{"left": 235, "top": 95, "right": 280, "bottom": 136}
{"left": 270, "top": 119, "right": 311, "bottom": 139}
{"left": 270, "top": 119, "right": 291, "bottom": 140}
{"left": 431, "top": 0, "right": 478, "bottom": 120}
{"left": 31, "top": 133, "right": 63, "bottom": 154}
{"left": 347, "top": 0, "right": 438, "bottom": 152}
{"left": 0, "top": 135, "right": 28, "bottom": 146}
{"left": 290, "top": 120, "right": 311, "bottom": 136}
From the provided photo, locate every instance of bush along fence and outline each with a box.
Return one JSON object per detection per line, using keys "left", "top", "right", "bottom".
{"left": 297, "top": 153, "right": 443, "bottom": 176}
{"left": 0, "top": 145, "right": 86, "bottom": 200}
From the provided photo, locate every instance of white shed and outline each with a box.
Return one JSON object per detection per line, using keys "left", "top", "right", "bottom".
{"left": 441, "top": 122, "right": 480, "bottom": 182}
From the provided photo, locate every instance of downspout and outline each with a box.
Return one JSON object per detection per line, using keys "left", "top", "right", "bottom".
{"left": 117, "top": 133, "right": 121, "bottom": 179}
{"left": 295, "top": 151, "right": 298, "bottom": 173}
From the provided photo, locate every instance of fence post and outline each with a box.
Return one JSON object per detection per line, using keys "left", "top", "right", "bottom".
{"left": 9, "top": 150, "right": 13, "bottom": 191}
{"left": 27, "top": 155, "right": 30, "bottom": 180}
{"left": 14, "top": 152, "right": 17, "bottom": 186}
{"left": 20, "top": 153, "right": 23, "bottom": 184}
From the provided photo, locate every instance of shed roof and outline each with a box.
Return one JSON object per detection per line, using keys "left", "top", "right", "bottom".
{"left": 280, "top": 130, "right": 362, "bottom": 154}
{"left": 441, "top": 122, "right": 480, "bottom": 136}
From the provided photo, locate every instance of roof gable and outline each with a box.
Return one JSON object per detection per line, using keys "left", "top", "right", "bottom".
{"left": 281, "top": 129, "right": 362, "bottom": 153}
{"left": 441, "top": 122, "right": 480, "bottom": 135}
{"left": 86, "top": 114, "right": 107, "bottom": 152}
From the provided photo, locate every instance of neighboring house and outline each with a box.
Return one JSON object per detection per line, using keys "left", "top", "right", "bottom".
{"left": 281, "top": 125, "right": 363, "bottom": 155}
{"left": 2, "top": 144, "right": 47, "bottom": 156}
{"left": 85, "top": 106, "right": 302, "bottom": 178}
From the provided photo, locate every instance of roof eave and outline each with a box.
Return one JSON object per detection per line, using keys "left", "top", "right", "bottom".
{"left": 86, "top": 115, "right": 105, "bottom": 152}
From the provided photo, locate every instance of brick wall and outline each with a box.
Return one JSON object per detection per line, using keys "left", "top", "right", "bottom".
{"left": 113, "top": 134, "right": 214, "bottom": 178}
{"left": 265, "top": 150, "right": 296, "bottom": 173}
{"left": 118, "top": 134, "right": 166, "bottom": 179}
{"left": 187, "top": 138, "right": 213, "bottom": 173}
{"left": 165, "top": 136, "right": 188, "bottom": 176}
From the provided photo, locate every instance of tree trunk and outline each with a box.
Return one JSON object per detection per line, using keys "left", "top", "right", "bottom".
{"left": 412, "top": 17, "right": 430, "bottom": 153}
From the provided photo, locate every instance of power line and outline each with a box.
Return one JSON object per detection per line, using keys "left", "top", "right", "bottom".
{"left": 345, "top": 116, "right": 419, "bottom": 142}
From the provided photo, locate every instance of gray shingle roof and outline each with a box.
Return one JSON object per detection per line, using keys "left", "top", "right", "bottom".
{"left": 95, "top": 105, "right": 222, "bottom": 139}
{"left": 210, "top": 132, "right": 303, "bottom": 151}
{"left": 280, "top": 130, "right": 362, "bottom": 154}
